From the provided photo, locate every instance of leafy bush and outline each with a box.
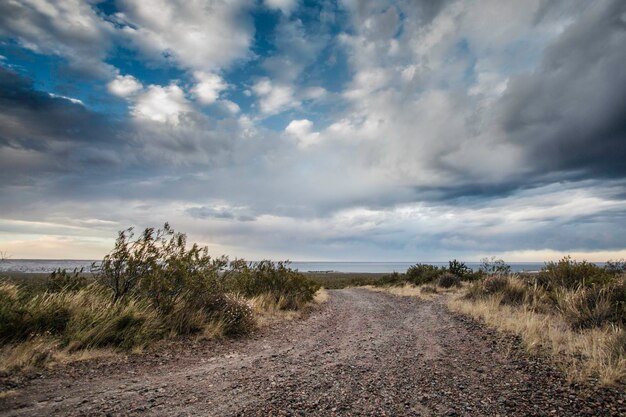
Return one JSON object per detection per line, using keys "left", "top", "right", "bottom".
{"left": 438, "top": 272, "right": 461, "bottom": 288}
{"left": 47, "top": 268, "right": 87, "bottom": 292}
{"left": 536, "top": 256, "right": 612, "bottom": 290}
{"left": 405, "top": 264, "right": 446, "bottom": 285}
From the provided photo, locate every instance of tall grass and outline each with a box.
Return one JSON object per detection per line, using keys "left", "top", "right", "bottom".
{"left": 453, "top": 258, "right": 626, "bottom": 385}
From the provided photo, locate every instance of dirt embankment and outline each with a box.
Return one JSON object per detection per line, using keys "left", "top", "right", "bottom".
{"left": 1, "top": 288, "right": 624, "bottom": 416}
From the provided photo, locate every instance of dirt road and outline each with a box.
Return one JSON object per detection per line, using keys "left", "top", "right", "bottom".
{"left": 1, "top": 288, "right": 624, "bottom": 416}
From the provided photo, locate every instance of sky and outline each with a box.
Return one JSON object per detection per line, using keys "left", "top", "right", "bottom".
{"left": 0, "top": 0, "right": 625, "bottom": 262}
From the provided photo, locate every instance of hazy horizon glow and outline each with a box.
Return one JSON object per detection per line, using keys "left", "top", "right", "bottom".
{"left": 1, "top": 0, "right": 625, "bottom": 262}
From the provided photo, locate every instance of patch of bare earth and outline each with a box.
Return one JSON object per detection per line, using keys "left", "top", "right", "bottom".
{"left": 1, "top": 288, "right": 624, "bottom": 416}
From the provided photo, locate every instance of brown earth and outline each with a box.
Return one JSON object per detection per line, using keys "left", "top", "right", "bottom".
{"left": 1, "top": 288, "right": 625, "bottom": 416}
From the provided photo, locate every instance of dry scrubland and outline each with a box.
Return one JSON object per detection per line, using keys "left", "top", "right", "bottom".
{"left": 371, "top": 258, "right": 626, "bottom": 385}
{"left": 0, "top": 224, "right": 321, "bottom": 373}
{"left": 1, "top": 226, "right": 625, "bottom": 393}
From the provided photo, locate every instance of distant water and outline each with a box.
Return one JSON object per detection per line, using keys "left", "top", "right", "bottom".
{"left": 0, "top": 259, "right": 546, "bottom": 274}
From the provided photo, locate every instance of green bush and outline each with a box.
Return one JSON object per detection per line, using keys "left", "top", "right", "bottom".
{"left": 376, "top": 272, "right": 406, "bottom": 286}
{"left": 405, "top": 264, "right": 446, "bottom": 285}
{"left": 227, "top": 260, "right": 319, "bottom": 310}
{"left": 438, "top": 272, "right": 461, "bottom": 288}
{"left": 448, "top": 259, "right": 473, "bottom": 281}
{"left": 536, "top": 256, "right": 612, "bottom": 290}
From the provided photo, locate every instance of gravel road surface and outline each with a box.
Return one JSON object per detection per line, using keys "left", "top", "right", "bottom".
{"left": 1, "top": 288, "right": 624, "bottom": 416}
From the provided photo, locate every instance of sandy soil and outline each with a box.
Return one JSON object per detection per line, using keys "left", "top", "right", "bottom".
{"left": 1, "top": 288, "right": 624, "bottom": 416}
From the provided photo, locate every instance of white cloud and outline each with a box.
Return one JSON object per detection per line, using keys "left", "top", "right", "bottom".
{"left": 264, "top": 0, "right": 298, "bottom": 15}
{"left": 0, "top": 0, "right": 115, "bottom": 77}
{"left": 191, "top": 72, "right": 227, "bottom": 105}
{"left": 221, "top": 100, "right": 241, "bottom": 114}
{"left": 285, "top": 119, "right": 319, "bottom": 148}
{"left": 107, "top": 74, "right": 143, "bottom": 97}
{"left": 116, "top": 0, "right": 254, "bottom": 72}
{"left": 252, "top": 78, "right": 298, "bottom": 115}
{"left": 131, "top": 84, "right": 191, "bottom": 126}
{"left": 48, "top": 93, "right": 83, "bottom": 105}
{"left": 301, "top": 86, "right": 327, "bottom": 100}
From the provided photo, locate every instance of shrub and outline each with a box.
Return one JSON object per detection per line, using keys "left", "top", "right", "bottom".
{"left": 438, "top": 272, "right": 461, "bottom": 288}
{"left": 405, "top": 264, "right": 445, "bottom": 285}
{"left": 228, "top": 260, "right": 319, "bottom": 310}
{"left": 205, "top": 294, "right": 254, "bottom": 337}
{"left": 376, "top": 272, "right": 406, "bottom": 286}
{"left": 479, "top": 257, "right": 511, "bottom": 276}
{"left": 557, "top": 278, "right": 626, "bottom": 329}
{"left": 47, "top": 268, "right": 87, "bottom": 292}
{"left": 537, "top": 256, "right": 612, "bottom": 290}
{"left": 64, "top": 290, "right": 162, "bottom": 350}
{"left": 605, "top": 259, "right": 626, "bottom": 275}
{"left": 482, "top": 275, "right": 509, "bottom": 294}
{"left": 0, "top": 284, "right": 76, "bottom": 344}
{"left": 448, "top": 259, "right": 473, "bottom": 280}
{"left": 497, "top": 279, "right": 526, "bottom": 306}
{"left": 420, "top": 285, "right": 438, "bottom": 294}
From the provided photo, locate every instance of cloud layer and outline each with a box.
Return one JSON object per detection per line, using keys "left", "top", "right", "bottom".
{"left": 0, "top": 0, "right": 625, "bottom": 261}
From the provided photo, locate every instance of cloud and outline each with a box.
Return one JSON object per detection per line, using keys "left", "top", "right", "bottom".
{"left": 264, "top": 0, "right": 298, "bottom": 16}
{"left": 0, "top": 0, "right": 115, "bottom": 77}
{"left": 115, "top": 0, "right": 254, "bottom": 72}
{"left": 107, "top": 74, "right": 143, "bottom": 97}
{"left": 131, "top": 84, "right": 191, "bottom": 125}
{"left": 285, "top": 119, "right": 319, "bottom": 148}
{"left": 221, "top": 100, "right": 241, "bottom": 114}
{"left": 252, "top": 78, "right": 298, "bottom": 115}
{"left": 499, "top": 0, "right": 626, "bottom": 179}
{"left": 2, "top": 1, "right": 626, "bottom": 261}
{"left": 191, "top": 72, "right": 227, "bottom": 105}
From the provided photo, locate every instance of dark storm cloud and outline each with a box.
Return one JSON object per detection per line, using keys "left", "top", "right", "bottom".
{"left": 0, "top": 67, "right": 127, "bottom": 186}
{"left": 500, "top": 0, "right": 626, "bottom": 180}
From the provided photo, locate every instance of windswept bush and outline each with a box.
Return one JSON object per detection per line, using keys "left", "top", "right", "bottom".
{"left": 0, "top": 223, "right": 325, "bottom": 374}
{"left": 0, "top": 283, "right": 73, "bottom": 344}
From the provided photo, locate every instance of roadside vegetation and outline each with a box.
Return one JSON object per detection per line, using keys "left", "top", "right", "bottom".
{"left": 0, "top": 224, "right": 320, "bottom": 373}
{"left": 370, "top": 256, "right": 626, "bottom": 385}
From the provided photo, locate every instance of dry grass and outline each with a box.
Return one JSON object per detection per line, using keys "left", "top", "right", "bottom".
{"left": 313, "top": 288, "right": 329, "bottom": 304}
{"left": 0, "top": 389, "right": 18, "bottom": 399}
{"left": 366, "top": 283, "right": 465, "bottom": 300}
{"left": 0, "top": 337, "right": 120, "bottom": 374}
{"left": 448, "top": 296, "right": 626, "bottom": 385}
